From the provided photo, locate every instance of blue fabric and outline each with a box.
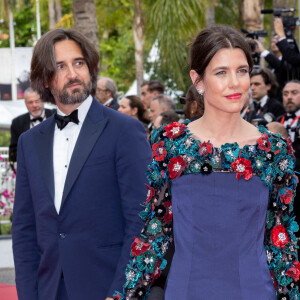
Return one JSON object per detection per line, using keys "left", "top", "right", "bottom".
{"left": 165, "top": 172, "right": 276, "bottom": 300}
{"left": 12, "top": 99, "right": 152, "bottom": 300}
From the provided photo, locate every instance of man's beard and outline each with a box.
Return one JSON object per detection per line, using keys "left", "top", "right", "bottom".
{"left": 285, "top": 101, "right": 300, "bottom": 113}
{"left": 51, "top": 79, "right": 92, "bottom": 105}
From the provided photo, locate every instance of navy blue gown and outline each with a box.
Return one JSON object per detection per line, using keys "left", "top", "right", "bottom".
{"left": 165, "top": 173, "right": 275, "bottom": 299}
{"left": 114, "top": 123, "right": 299, "bottom": 300}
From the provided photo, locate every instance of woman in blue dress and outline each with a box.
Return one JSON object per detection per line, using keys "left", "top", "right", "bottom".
{"left": 112, "top": 26, "right": 300, "bottom": 300}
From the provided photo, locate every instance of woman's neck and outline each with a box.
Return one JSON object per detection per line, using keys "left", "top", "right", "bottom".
{"left": 196, "top": 110, "right": 243, "bottom": 138}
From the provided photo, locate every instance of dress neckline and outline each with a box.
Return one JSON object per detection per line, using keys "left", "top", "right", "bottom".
{"left": 185, "top": 124, "right": 266, "bottom": 151}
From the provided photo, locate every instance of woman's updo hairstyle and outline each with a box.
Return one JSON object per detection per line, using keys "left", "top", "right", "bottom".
{"left": 189, "top": 25, "right": 253, "bottom": 82}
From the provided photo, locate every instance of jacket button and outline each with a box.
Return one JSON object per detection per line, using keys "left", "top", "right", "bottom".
{"left": 59, "top": 233, "right": 67, "bottom": 239}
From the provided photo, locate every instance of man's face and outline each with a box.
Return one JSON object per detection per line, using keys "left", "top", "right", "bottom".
{"left": 49, "top": 40, "right": 91, "bottom": 105}
{"left": 250, "top": 75, "right": 270, "bottom": 101}
{"left": 282, "top": 82, "right": 300, "bottom": 113}
{"left": 149, "top": 99, "right": 161, "bottom": 122}
{"left": 141, "top": 85, "right": 157, "bottom": 109}
{"left": 25, "top": 91, "right": 44, "bottom": 118}
{"left": 95, "top": 79, "right": 111, "bottom": 104}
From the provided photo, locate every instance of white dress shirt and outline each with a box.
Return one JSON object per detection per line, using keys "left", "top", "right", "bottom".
{"left": 53, "top": 96, "right": 92, "bottom": 213}
{"left": 30, "top": 110, "right": 46, "bottom": 128}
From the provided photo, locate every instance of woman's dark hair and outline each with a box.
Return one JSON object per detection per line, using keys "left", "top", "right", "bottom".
{"left": 30, "top": 28, "right": 99, "bottom": 104}
{"left": 190, "top": 25, "right": 253, "bottom": 82}
{"left": 126, "top": 95, "right": 150, "bottom": 124}
{"left": 186, "top": 85, "right": 204, "bottom": 113}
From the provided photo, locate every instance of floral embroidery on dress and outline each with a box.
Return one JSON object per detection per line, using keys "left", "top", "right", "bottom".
{"left": 114, "top": 121, "right": 299, "bottom": 300}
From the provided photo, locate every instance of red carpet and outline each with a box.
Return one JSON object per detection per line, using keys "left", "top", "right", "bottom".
{"left": 0, "top": 284, "right": 18, "bottom": 300}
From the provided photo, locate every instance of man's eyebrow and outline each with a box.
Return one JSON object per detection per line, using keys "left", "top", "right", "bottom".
{"left": 56, "top": 57, "right": 85, "bottom": 64}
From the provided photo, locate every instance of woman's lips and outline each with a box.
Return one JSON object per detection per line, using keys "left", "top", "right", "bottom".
{"left": 225, "top": 93, "right": 242, "bottom": 100}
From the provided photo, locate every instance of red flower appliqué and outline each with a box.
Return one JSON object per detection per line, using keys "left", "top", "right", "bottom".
{"left": 231, "top": 158, "right": 253, "bottom": 180}
{"left": 287, "top": 138, "right": 295, "bottom": 156}
{"left": 258, "top": 133, "right": 271, "bottom": 152}
{"left": 163, "top": 201, "right": 172, "bottom": 223}
{"left": 279, "top": 188, "right": 293, "bottom": 205}
{"left": 131, "top": 237, "right": 151, "bottom": 256}
{"left": 144, "top": 185, "right": 155, "bottom": 204}
{"left": 199, "top": 141, "right": 213, "bottom": 157}
{"left": 287, "top": 261, "right": 300, "bottom": 282}
{"left": 165, "top": 122, "right": 186, "bottom": 139}
{"left": 151, "top": 261, "right": 162, "bottom": 283}
{"left": 152, "top": 141, "right": 167, "bottom": 161}
{"left": 271, "top": 225, "right": 290, "bottom": 248}
{"left": 167, "top": 156, "right": 186, "bottom": 179}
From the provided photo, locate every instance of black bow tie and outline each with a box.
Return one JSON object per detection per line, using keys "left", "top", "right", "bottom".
{"left": 253, "top": 101, "right": 261, "bottom": 111}
{"left": 31, "top": 117, "right": 43, "bottom": 123}
{"left": 55, "top": 110, "right": 79, "bottom": 130}
{"left": 286, "top": 112, "right": 297, "bottom": 119}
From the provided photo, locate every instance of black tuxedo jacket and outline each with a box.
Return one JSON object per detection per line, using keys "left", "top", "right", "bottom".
{"left": 9, "top": 108, "right": 54, "bottom": 162}
{"left": 106, "top": 98, "right": 119, "bottom": 110}
{"left": 259, "top": 97, "right": 285, "bottom": 120}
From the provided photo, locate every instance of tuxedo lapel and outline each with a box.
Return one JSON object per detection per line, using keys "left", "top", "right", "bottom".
{"left": 33, "top": 116, "right": 55, "bottom": 200}
{"left": 61, "top": 100, "right": 108, "bottom": 207}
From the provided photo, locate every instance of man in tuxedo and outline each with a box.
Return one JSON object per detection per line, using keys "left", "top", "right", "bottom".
{"left": 278, "top": 80, "right": 300, "bottom": 239}
{"left": 12, "top": 28, "right": 151, "bottom": 300}
{"left": 9, "top": 87, "right": 54, "bottom": 162}
{"left": 95, "top": 77, "right": 119, "bottom": 110}
{"left": 250, "top": 68, "right": 285, "bottom": 120}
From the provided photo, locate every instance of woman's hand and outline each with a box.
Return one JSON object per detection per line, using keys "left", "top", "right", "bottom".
{"left": 106, "top": 298, "right": 113, "bottom": 300}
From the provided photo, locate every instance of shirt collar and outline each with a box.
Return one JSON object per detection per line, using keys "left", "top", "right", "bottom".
{"left": 259, "top": 95, "right": 268, "bottom": 107}
{"left": 56, "top": 95, "right": 93, "bottom": 125}
{"left": 103, "top": 97, "right": 113, "bottom": 106}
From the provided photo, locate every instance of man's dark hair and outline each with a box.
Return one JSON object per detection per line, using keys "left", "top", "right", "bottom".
{"left": 160, "top": 110, "right": 179, "bottom": 125}
{"left": 152, "top": 94, "right": 176, "bottom": 111}
{"left": 30, "top": 28, "right": 99, "bottom": 104}
{"left": 284, "top": 79, "right": 300, "bottom": 87}
{"left": 141, "top": 80, "right": 165, "bottom": 94}
{"left": 250, "top": 68, "right": 279, "bottom": 98}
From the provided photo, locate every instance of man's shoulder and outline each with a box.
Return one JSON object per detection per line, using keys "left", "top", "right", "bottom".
{"left": 11, "top": 112, "right": 30, "bottom": 126}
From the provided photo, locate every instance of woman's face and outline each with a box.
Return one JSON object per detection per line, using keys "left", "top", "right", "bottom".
{"left": 190, "top": 48, "right": 250, "bottom": 115}
{"left": 118, "top": 98, "right": 136, "bottom": 117}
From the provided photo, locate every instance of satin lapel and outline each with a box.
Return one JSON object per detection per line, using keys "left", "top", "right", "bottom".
{"left": 33, "top": 116, "right": 55, "bottom": 200}
{"left": 61, "top": 100, "right": 108, "bottom": 207}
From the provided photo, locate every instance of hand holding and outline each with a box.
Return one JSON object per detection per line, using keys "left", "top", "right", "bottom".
{"left": 253, "top": 39, "right": 265, "bottom": 53}
{"left": 274, "top": 17, "right": 286, "bottom": 39}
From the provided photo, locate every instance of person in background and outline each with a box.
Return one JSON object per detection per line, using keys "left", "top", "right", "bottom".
{"left": 250, "top": 68, "right": 285, "bottom": 120}
{"left": 153, "top": 110, "right": 179, "bottom": 129}
{"left": 240, "top": 89, "right": 258, "bottom": 124}
{"left": 180, "top": 85, "right": 204, "bottom": 121}
{"left": 141, "top": 80, "right": 165, "bottom": 109}
{"left": 148, "top": 94, "right": 175, "bottom": 124}
{"left": 278, "top": 80, "right": 300, "bottom": 242}
{"left": 9, "top": 87, "right": 54, "bottom": 163}
{"left": 95, "top": 77, "right": 119, "bottom": 110}
{"left": 118, "top": 95, "right": 149, "bottom": 125}
{"left": 267, "top": 121, "right": 289, "bottom": 138}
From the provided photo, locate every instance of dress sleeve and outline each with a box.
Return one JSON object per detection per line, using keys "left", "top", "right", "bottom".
{"left": 264, "top": 136, "right": 300, "bottom": 299}
{"left": 113, "top": 126, "right": 175, "bottom": 300}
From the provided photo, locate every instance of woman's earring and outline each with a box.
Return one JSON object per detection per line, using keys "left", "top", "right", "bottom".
{"left": 197, "top": 88, "right": 203, "bottom": 95}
